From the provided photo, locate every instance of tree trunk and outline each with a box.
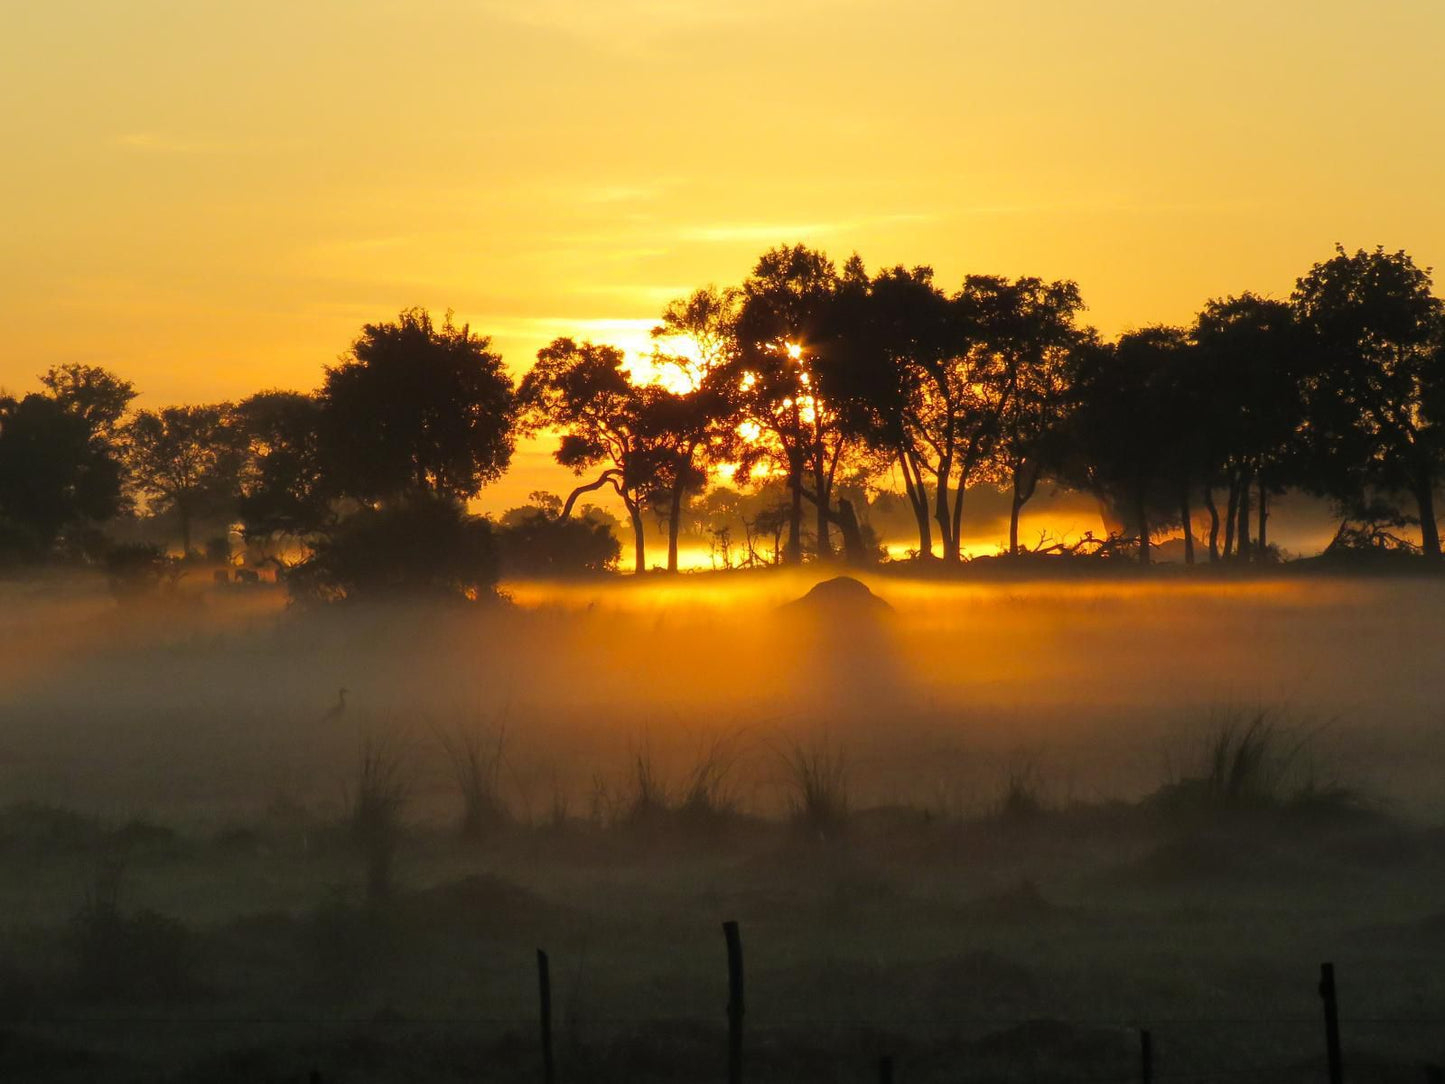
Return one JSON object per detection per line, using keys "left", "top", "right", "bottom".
{"left": 1256, "top": 477, "right": 1269, "bottom": 560}
{"left": 178, "top": 503, "right": 193, "bottom": 558}
{"left": 814, "top": 470, "right": 832, "bottom": 563}
{"left": 950, "top": 471, "right": 967, "bottom": 562}
{"left": 1009, "top": 491, "right": 1023, "bottom": 557}
{"left": 1137, "top": 483, "right": 1151, "bottom": 567}
{"left": 1223, "top": 475, "right": 1239, "bottom": 559}
{"left": 666, "top": 476, "right": 684, "bottom": 573}
{"left": 835, "top": 498, "right": 868, "bottom": 566}
{"left": 786, "top": 468, "right": 803, "bottom": 565}
{"left": 1180, "top": 485, "right": 1194, "bottom": 566}
{"left": 1235, "top": 468, "right": 1252, "bottom": 563}
{"left": 627, "top": 499, "right": 646, "bottom": 574}
{"left": 1203, "top": 486, "right": 1220, "bottom": 563}
{"left": 899, "top": 451, "right": 932, "bottom": 558}
{"left": 1416, "top": 475, "right": 1441, "bottom": 559}
{"left": 934, "top": 463, "right": 956, "bottom": 561}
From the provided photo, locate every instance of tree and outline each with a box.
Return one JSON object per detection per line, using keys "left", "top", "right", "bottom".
{"left": 1191, "top": 295, "right": 1306, "bottom": 562}
{"left": 233, "top": 390, "right": 334, "bottom": 560}
{"left": 1292, "top": 246, "right": 1445, "bottom": 559}
{"left": 319, "top": 308, "right": 517, "bottom": 503}
{"left": 0, "top": 393, "right": 125, "bottom": 559}
{"left": 1066, "top": 328, "right": 1191, "bottom": 566}
{"left": 39, "top": 364, "right": 136, "bottom": 437}
{"left": 982, "top": 279, "right": 1088, "bottom": 556}
{"left": 649, "top": 286, "right": 743, "bottom": 572}
{"left": 728, "top": 245, "right": 859, "bottom": 563}
{"left": 124, "top": 404, "right": 242, "bottom": 556}
{"left": 518, "top": 338, "right": 663, "bottom": 574}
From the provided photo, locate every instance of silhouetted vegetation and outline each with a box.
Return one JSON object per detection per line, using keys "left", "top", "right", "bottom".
{"left": 3, "top": 244, "right": 1445, "bottom": 590}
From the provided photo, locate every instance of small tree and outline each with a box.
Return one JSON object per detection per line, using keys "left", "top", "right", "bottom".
{"left": 518, "top": 338, "right": 663, "bottom": 573}
{"left": 124, "top": 404, "right": 241, "bottom": 556}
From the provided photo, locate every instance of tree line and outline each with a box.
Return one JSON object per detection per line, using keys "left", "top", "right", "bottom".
{"left": 2, "top": 243, "right": 1443, "bottom": 598}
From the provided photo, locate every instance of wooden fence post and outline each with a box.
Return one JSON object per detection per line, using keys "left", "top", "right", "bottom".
{"left": 1140, "top": 1028, "right": 1153, "bottom": 1084}
{"left": 538, "top": 948, "right": 555, "bottom": 1084}
{"left": 723, "top": 920, "right": 744, "bottom": 1084}
{"left": 1319, "top": 962, "right": 1343, "bottom": 1084}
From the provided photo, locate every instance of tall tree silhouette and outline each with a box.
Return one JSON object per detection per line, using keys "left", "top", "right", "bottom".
{"left": 318, "top": 309, "right": 516, "bottom": 503}
{"left": 234, "top": 390, "right": 334, "bottom": 559}
{"left": 1292, "top": 246, "right": 1445, "bottom": 559}
{"left": 39, "top": 364, "right": 136, "bottom": 437}
{"left": 1191, "top": 294, "right": 1305, "bottom": 562}
{"left": 1068, "top": 328, "right": 1190, "bottom": 565}
{"left": 0, "top": 393, "right": 125, "bottom": 558}
{"left": 519, "top": 338, "right": 665, "bottom": 574}
{"left": 983, "top": 279, "right": 1088, "bottom": 556}
{"left": 124, "top": 404, "right": 242, "bottom": 556}
{"left": 649, "top": 286, "right": 741, "bottom": 572}
{"left": 728, "top": 245, "right": 856, "bottom": 563}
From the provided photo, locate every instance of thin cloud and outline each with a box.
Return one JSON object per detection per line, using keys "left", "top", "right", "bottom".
{"left": 112, "top": 132, "right": 293, "bottom": 155}
{"left": 679, "top": 212, "right": 936, "bottom": 244}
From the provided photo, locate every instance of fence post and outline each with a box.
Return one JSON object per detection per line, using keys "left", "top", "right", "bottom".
{"left": 723, "top": 920, "right": 744, "bottom": 1084}
{"left": 1140, "top": 1029, "right": 1153, "bottom": 1084}
{"left": 879, "top": 1054, "right": 894, "bottom": 1084}
{"left": 538, "top": 949, "right": 555, "bottom": 1084}
{"left": 1319, "top": 962, "right": 1343, "bottom": 1084}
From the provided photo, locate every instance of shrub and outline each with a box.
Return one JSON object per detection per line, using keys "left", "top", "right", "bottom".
{"left": 104, "top": 542, "right": 180, "bottom": 601}
{"left": 494, "top": 507, "right": 620, "bottom": 576}
{"left": 287, "top": 495, "right": 499, "bottom": 604}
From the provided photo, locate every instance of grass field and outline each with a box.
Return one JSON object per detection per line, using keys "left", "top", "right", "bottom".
{"left": 1, "top": 569, "right": 1443, "bottom": 1080}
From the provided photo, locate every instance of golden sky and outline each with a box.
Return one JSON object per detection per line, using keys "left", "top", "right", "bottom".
{"left": 4, "top": 0, "right": 1444, "bottom": 516}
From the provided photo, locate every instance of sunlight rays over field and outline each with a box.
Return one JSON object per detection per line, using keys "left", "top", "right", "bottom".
{"left": 2, "top": 572, "right": 1442, "bottom": 822}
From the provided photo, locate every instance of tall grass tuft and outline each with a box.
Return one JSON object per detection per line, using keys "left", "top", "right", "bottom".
{"left": 622, "top": 743, "right": 670, "bottom": 827}
{"left": 677, "top": 733, "right": 740, "bottom": 827}
{"left": 348, "top": 733, "right": 410, "bottom": 903}
{"left": 779, "top": 735, "right": 850, "bottom": 840}
{"left": 1155, "top": 707, "right": 1361, "bottom": 816}
{"left": 437, "top": 720, "right": 508, "bottom": 840}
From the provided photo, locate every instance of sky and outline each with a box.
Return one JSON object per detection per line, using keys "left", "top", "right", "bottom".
{"left": 3, "top": 0, "right": 1445, "bottom": 518}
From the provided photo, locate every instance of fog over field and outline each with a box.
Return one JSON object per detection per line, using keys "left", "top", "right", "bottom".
{"left": 4, "top": 571, "right": 1442, "bottom": 822}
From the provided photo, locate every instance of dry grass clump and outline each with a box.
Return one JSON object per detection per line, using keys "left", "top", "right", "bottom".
{"left": 1153, "top": 707, "right": 1362, "bottom": 817}
{"left": 348, "top": 733, "right": 411, "bottom": 903}
{"left": 779, "top": 735, "right": 850, "bottom": 840}
{"left": 437, "top": 720, "right": 509, "bottom": 840}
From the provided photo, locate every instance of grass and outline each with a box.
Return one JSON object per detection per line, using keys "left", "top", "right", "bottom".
{"left": 71, "top": 859, "right": 194, "bottom": 1001}
{"left": 778, "top": 734, "right": 850, "bottom": 839}
{"left": 1153, "top": 707, "right": 1362, "bottom": 817}
{"left": 436, "top": 718, "right": 509, "bottom": 840}
{"left": 348, "top": 733, "right": 411, "bottom": 903}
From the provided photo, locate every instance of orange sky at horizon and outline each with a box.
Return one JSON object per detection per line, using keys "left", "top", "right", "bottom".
{"left": 4, "top": 0, "right": 1445, "bottom": 522}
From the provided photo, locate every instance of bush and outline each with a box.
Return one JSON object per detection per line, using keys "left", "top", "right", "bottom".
{"left": 287, "top": 495, "right": 499, "bottom": 604}
{"left": 494, "top": 507, "right": 620, "bottom": 576}
{"left": 103, "top": 542, "right": 180, "bottom": 601}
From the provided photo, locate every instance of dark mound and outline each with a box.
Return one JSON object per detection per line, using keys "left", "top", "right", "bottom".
{"left": 782, "top": 575, "right": 892, "bottom": 616}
